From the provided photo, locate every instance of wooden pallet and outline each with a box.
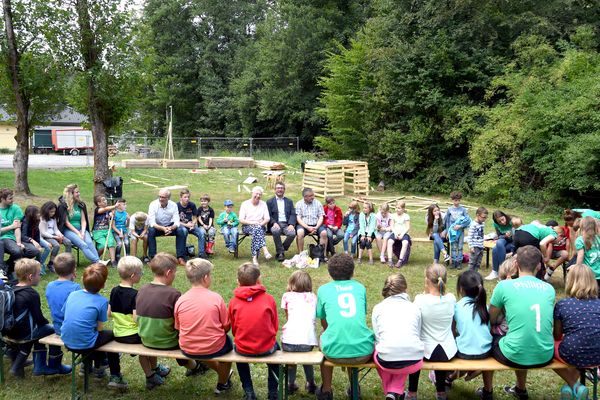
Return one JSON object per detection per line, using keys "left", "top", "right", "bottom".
{"left": 255, "top": 160, "right": 286, "bottom": 170}
{"left": 161, "top": 159, "right": 200, "bottom": 169}
{"left": 122, "top": 159, "right": 162, "bottom": 169}
{"left": 303, "top": 160, "right": 369, "bottom": 197}
{"left": 203, "top": 157, "right": 255, "bottom": 169}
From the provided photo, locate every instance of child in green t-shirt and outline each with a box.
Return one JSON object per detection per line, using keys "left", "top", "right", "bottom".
{"left": 575, "top": 216, "right": 600, "bottom": 285}
{"left": 315, "top": 253, "right": 374, "bottom": 400}
{"left": 216, "top": 199, "right": 239, "bottom": 253}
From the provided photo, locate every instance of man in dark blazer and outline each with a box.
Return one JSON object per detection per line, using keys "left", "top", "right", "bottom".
{"left": 266, "top": 182, "right": 297, "bottom": 261}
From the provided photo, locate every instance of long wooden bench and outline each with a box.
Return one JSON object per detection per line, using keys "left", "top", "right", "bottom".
{"left": 37, "top": 334, "right": 322, "bottom": 400}
{"left": 324, "top": 358, "right": 598, "bottom": 400}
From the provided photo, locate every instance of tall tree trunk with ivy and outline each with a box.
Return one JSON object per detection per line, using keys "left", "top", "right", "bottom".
{"left": 2, "top": 0, "right": 32, "bottom": 195}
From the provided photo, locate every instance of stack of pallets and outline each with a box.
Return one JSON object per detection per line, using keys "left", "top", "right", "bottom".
{"left": 303, "top": 160, "right": 369, "bottom": 198}
{"left": 122, "top": 159, "right": 162, "bottom": 169}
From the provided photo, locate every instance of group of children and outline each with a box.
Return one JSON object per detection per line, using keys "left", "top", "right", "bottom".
{"left": 4, "top": 242, "right": 600, "bottom": 400}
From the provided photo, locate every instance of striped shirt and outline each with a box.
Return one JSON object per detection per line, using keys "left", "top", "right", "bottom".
{"left": 468, "top": 220, "right": 485, "bottom": 249}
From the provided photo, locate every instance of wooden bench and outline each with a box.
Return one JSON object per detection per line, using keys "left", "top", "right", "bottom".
{"left": 324, "top": 357, "right": 598, "bottom": 400}
{"left": 38, "top": 334, "right": 323, "bottom": 400}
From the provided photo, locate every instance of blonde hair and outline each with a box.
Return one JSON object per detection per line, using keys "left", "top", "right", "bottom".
{"left": 15, "top": 258, "right": 40, "bottom": 281}
{"left": 363, "top": 202, "right": 374, "bottom": 214}
{"left": 63, "top": 184, "right": 78, "bottom": 217}
{"left": 185, "top": 258, "right": 213, "bottom": 284}
{"left": 498, "top": 256, "right": 518, "bottom": 280}
{"left": 382, "top": 273, "right": 407, "bottom": 298}
{"left": 348, "top": 201, "right": 359, "bottom": 212}
{"left": 396, "top": 201, "right": 406, "bottom": 210}
{"left": 117, "top": 256, "right": 143, "bottom": 279}
{"left": 286, "top": 270, "right": 312, "bottom": 292}
{"left": 566, "top": 264, "right": 598, "bottom": 300}
{"left": 511, "top": 217, "right": 523, "bottom": 228}
{"left": 149, "top": 252, "right": 178, "bottom": 276}
{"left": 425, "top": 263, "right": 447, "bottom": 295}
{"left": 379, "top": 203, "right": 390, "bottom": 213}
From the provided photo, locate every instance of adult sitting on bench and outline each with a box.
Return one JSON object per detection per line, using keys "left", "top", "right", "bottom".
{"left": 489, "top": 245, "right": 555, "bottom": 400}
{"left": 239, "top": 186, "right": 272, "bottom": 266}
{"left": 147, "top": 189, "right": 186, "bottom": 265}
{"left": 295, "top": 188, "right": 327, "bottom": 258}
{"left": 266, "top": 182, "right": 296, "bottom": 262}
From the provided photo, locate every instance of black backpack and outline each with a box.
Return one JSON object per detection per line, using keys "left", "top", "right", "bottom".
{"left": 0, "top": 284, "right": 29, "bottom": 334}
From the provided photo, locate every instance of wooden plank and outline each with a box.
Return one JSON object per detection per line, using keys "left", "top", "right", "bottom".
{"left": 131, "top": 178, "right": 159, "bottom": 188}
{"left": 203, "top": 157, "right": 255, "bottom": 169}
{"left": 162, "top": 159, "right": 200, "bottom": 169}
{"left": 255, "top": 160, "right": 286, "bottom": 170}
{"left": 122, "top": 159, "right": 162, "bottom": 169}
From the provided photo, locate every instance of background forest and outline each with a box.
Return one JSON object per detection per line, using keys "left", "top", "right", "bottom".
{"left": 1, "top": 0, "right": 599, "bottom": 208}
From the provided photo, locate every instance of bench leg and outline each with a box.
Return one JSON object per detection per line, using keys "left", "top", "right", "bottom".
{"left": 0, "top": 340, "right": 5, "bottom": 385}
{"left": 70, "top": 351, "right": 92, "bottom": 400}
{"left": 278, "top": 364, "right": 284, "bottom": 400}
{"left": 350, "top": 367, "right": 359, "bottom": 400}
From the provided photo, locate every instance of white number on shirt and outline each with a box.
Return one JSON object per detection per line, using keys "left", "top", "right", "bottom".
{"left": 530, "top": 303, "right": 541, "bottom": 332}
{"left": 337, "top": 293, "right": 356, "bottom": 318}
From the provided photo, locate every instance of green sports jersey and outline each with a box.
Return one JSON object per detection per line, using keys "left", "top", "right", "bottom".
{"left": 575, "top": 236, "right": 600, "bottom": 279}
{"left": 0, "top": 204, "right": 23, "bottom": 240}
{"left": 70, "top": 204, "right": 82, "bottom": 230}
{"left": 316, "top": 280, "right": 374, "bottom": 359}
{"left": 490, "top": 276, "right": 555, "bottom": 366}
{"left": 519, "top": 224, "right": 557, "bottom": 241}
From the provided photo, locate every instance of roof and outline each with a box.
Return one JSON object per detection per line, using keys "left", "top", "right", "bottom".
{"left": 0, "top": 106, "right": 87, "bottom": 125}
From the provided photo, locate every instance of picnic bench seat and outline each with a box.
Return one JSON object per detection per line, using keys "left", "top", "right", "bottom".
{"left": 324, "top": 358, "right": 598, "bottom": 400}
{"left": 36, "top": 334, "right": 322, "bottom": 400}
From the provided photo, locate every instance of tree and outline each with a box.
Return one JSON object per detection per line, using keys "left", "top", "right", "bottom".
{"left": 0, "top": 0, "right": 64, "bottom": 195}
{"left": 47, "top": 0, "right": 141, "bottom": 195}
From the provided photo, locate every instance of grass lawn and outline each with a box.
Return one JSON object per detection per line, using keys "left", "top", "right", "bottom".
{"left": 0, "top": 154, "right": 571, "bottom": 400}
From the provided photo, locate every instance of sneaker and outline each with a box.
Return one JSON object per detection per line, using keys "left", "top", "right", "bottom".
{"left": 387, "top": 260, "right": 394, "bottom": 268}
{"left": 475, "top": 387, "right": 494, "bottom": 400}
{"left": 243, "top": 391, "right": 257, "bottom": 400}
{"left": 252, "top": 256, "right": 259, "bottom": 266}
{"left": 368, "top": 259, "right": 374, "bottom": 265}
{"left": 229, "top": 247, "right": 236, "bottom": 254}
{"left": 428, "top": 370, "right": 437, "bottom": 385}
{"left": 153, "top": 363, "right": 171, "bottom": 378}
{"left": 264, "top": 251, "right": 273, "bottom": 260}
{"left": 380, "top": 256, "right": 386, "bottom": 264}
{"left": 560, "top": 384, "right": 574, "bottom": 400}
{"left": 214, "top": 379, "right": 232, "bottom": 395}
{"left": 573, "top": 382, "right": 589, "bottom": 400}
{"left": 288, "top": 383, "right": 299, "bottom": 394}
{"left": 443, "top": 253, "right": 451, "bottom": 262}
{"left": 504, "top": 385, "right": 529, "bottom": 400}
{"left": 142, "top": 256, "right": 150, "bottom": 264}
{"left": 484, "top": 271, "right": 498, "bottom": 281}
{"left": 145, "top": 373, "right": 165, "bottom": 390}
{"left": 47, "top": 261, "right": 55, "bottom": 273}
{"left": 276, "top": 253, "right": 285, "bottom": 262}
{"left": 93, "top": 367, "right": 107, "bottom": 379}
{"left": 107, "top": 374, "right": 128, "bottom": 390}
{"left": 316, "top": 386, "right": 333, "bottom": 400}
{"left": 267, "top": 391, "right": 278, "bottom": 400}
{"left": 385, "top": 393, "right": 402, "bottom": 400}
{"left": 306, "top": 381, "right": 317, "bottom": 394}
{"left": 185, "top": 361, "right": 209, "bottom": 377}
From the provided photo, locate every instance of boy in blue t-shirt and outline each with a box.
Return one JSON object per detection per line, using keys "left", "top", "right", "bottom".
{"left": 112, "top": 199, "right": 130, "bottom": 258}
{"left": 61, "top": 263, "right": 128, "bottom": 390}
{"left": 443, "top": 191, "right": 471, "bottom": 269}
{"left": 46, "top": 253, "right": 80, "bottom": 335}
{"left": 315, "top": 253, "right": 374, "bottom": 400}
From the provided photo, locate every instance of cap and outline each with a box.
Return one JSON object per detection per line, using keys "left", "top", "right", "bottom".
{"left": 224, "top": 199, "right": 234, "bottom": 206}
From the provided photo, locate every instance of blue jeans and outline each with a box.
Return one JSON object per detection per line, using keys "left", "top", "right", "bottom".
{"left": 431, "top": 233, "right": 446, "bottom": 262}
{"left": 343, "top": 231, "right": 358, "bottom": 254}
{"left": 236, "top": 342, "right": 280, "bottom": 395}
{"left": 449, "top": 230, "right": 464, "bottom": 266}
{"left": 220, "top": 226, "right": 239, "bottom": 250}
{"left": 282, "top": 343, "right": 315, "bottom": 386}
{"left": 148, "top": 225, "right": 186, "bottom": 259}
{"left": 178, "top": 226, "right": 206, "bottom": 256}
{"left": 492, "top": 238, "right": 515, "bottom": 272}
{"left": 113, "top": 232, "right": 130, "bottom": 256}
{"left": 63, "top": 230, "right": 100, "bottom": 262}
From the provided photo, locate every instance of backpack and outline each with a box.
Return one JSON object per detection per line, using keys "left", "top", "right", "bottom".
{"left": 0, "top": 284, "right": 29, "bottom": 334}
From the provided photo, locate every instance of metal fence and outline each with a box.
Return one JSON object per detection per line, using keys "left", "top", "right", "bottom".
{"left": 109, "top": 136, "right": 300, "bottom": 158}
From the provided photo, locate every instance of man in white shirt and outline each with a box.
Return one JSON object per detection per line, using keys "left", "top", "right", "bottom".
{"left": 147, "top": 189, "right": 186, "bottom": 265}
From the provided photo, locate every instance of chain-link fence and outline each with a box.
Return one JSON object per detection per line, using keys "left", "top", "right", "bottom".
{"left": 109, "top": 136, "right": 300, "bottom": 158}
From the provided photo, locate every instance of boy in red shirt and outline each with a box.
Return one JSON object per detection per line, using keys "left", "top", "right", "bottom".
{"left": 228, "top": 262, "right": 279, "bottom": 400}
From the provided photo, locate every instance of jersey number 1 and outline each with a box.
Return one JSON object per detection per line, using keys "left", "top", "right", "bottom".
{"left": 530, "top": 303, "right": 541, "bottom": 333}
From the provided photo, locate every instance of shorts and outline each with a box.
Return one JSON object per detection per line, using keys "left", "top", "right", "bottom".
{"left": 92, "top": 229, "right": 116, "bottom": 249}
{"left": 491, "top": 335, "right": 552, "bottom": 369}
{"left": 324, "top": 354, "right": 372, "bottom": 365}
{"left": 114, "top": 333, "right": 142, "bottom": 344}
{"left": 182, "top": 335, "right": 233, "bottom": 359}
{"left": 130, "top": 227, "right": 145, "bottom": 238}
{"left": 551, "top": 249, "right": 566, "bottom": 259}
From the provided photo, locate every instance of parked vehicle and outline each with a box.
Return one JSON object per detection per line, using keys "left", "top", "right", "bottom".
{"left": 32, "top": 129, "right": 93, "bottom": 155}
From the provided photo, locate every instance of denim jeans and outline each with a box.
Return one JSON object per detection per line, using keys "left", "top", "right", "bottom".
{"left": 220, "top": 226, "right": 239, "bottom": 250}
{"left": 62, "top": 230, "right": 100, "bottom": 262}
{"left": 179, "top": 226, "right": 206, "bottom": 256}
{"left": 236, "top": 342, "right": 280, "bottom": 395}
{"left": 148, "top": 224, "right": 186, "bottom": 258}
{"left": 343, "top": 231, "right": 358, "bottom": 254}
{"left": 492, "top": 237, "right": 515, "bottom": 272}
{"left": 431, "top": 232, "right": 446, "bottom": 262}
{"left": 113, "top": 232, "right": 130, "bottom": 256}
{"left": 282, "top": 343, "right": 315, "bottom": 386}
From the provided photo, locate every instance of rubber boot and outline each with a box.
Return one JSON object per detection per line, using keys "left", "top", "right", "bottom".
{"left": 33, "top": 349, "right": 57, "bottom": 376}
{"left": 47, "top": 351, "right": 72, "bottom": 375}
{"left": 6, "top": 347, "right": 33, "bottom": 367}
{"left": 10, "top": 350, "right": 29, "bottom": 378}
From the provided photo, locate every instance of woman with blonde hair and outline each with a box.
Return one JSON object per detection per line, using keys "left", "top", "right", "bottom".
{"left": 553, "top": 264, "right": 600, "bottom": 399}
{"left": 57, "top": 184, "right": 100, "bottom": 263}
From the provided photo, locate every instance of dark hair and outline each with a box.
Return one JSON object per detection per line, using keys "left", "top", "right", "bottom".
{"left": 476, "top": 207, "right": 488, "bottom": 217}
{"left": 40, "top": 201, "right": 58, "bottom": 221}
{"left": 563, "top": 209, "right": 582, "bottom": 222}
{"left": 0, "top": 188, "right": 13, "bottom": 200}
{"left": 492, "top": 210, "right": 511, "bottom": 226}
{"left": 23, "top": 205, "right": 41, "bottom": 226}
{"left": 450, "top": 191, "right": 462, "bottom": 200}
{"left": 54, "top": 253, "right": 76, "bottom": 276}
{"left": 516, "top": 245, "right": 542, "bottom": 273}
{"left": 83, "top": 263, "right": 109, "bottom": 293}
{"left": 545, "top": 219, "right": 559, "bottom": 227}
{"left": 426, "top": 204, "right": 444, "bottom": 236}
{"left": 327, "top": 253, "right": 354, "bottom": 281}
{"left": 457, "top": 270, "right": 489, "bottom": 324}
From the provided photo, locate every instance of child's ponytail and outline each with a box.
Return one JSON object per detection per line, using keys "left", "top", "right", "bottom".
{"left": 425, "top": 263, "right": 447, "bottom": 297}
{"left": 457, "top": 270, "right": 489, "bottom": 324}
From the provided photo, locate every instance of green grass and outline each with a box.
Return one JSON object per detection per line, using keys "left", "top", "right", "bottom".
{"left": 0, "top": 157, "right": 571, "bottom": 400}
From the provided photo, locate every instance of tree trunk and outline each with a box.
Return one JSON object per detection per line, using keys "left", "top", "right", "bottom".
{"left": 3, "top": 0, "right": 32, "bottom": 195}
{"left": 75, "top": 0, "right": 110, "bottom": 196}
